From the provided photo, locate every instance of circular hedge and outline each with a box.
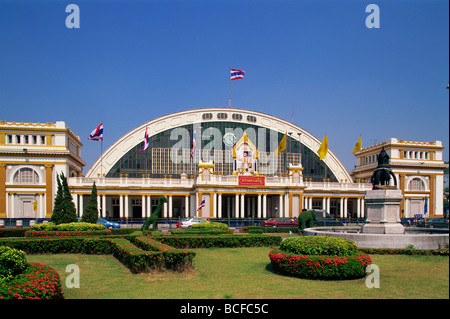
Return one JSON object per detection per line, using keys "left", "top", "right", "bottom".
{"left": 269, "top": 236, "right": 372, "bottom": 280}
{"left": 280, "top": 236, "right": 359, "bottom": 256}
{"left": 0, "top": 246, "right": 28, "bottom": 279}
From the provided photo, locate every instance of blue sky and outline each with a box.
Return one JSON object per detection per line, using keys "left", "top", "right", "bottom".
{"left": 1, "top": 0, "right": 448, "bottom": 173}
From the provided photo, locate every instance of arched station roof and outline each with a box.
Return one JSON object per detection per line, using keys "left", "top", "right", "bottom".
{"left": 85, "top": 107, "right": 352, "bottom": 182}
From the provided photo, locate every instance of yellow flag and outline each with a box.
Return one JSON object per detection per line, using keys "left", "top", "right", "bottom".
{"left": 317, "top": 134, "right": 328, "bottom": 160}
{"left": 352, "top": 136, "right": 362, "bottom": 155}
{"left": 32, "top": 200, "right": 37, "bottom": 211}
{"left": 274, "top": 132, "right": 287, "bottom": 156}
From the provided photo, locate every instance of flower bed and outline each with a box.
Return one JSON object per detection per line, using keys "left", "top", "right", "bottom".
{"left": 269, "top": 236, "right": 372, "bottom": 280}
{"left": 0, "top": 263, "right": 63, "bottom": 299}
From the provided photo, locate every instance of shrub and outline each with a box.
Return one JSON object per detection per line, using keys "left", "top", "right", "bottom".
{"left": 170, "top": 228, "right": 233, "bottom": 236}
{"left": 0, "top": 246, "right": 29, "bottom": 279}
{"left": 30, "top": 222, "right": 105, "bottom": 232}
{"left": 0, "top": 263, "right": 63, "bottom": 299}
{"left": 82, "top": 182, "right": 99, "bottom": 223}
{"left": 157, "top": 234, "right": 282, "bottom": 249}
{"left": 106, "top": 237, "right": 195, "bottom": 272}
{"left": 51, "top": 173, "right": 77, "bottom": 225}
{"left": 242, "top": 226, "right": 299, "bottom": 234}
{"left": 24, "top": 230, "right": 112, "bottom": 237}
{"left": 0, "top": 228, "right": 27, "bottom": 238}
{"left": 280, "top": 236, "right": 358, "bottom": 256}
{"left": 191, "top": 222, "right": 229, "bottom": 230}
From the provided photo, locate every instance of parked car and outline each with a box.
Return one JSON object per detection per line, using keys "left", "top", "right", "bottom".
{"left": 177, "top": 217, "right": 209, "bottom": 229}
{"left": 416, "top": 218, "right": 449, "bottom": 229}
{"left": 312, "top": 209, "right": 343, "bottom": 227}
{"left": 263, "top": 218, "right": 298, "bottom": 227}
{"left": 97, "top": 218, "right": 120, "bottom": 229}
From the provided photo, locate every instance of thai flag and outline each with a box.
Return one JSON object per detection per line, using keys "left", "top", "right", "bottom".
{"left": 230, "top": 68, "right": 245, "bottom": 80}
{"left": 190, "top": 128, "right": 196, "bottom": 158}
{"left": 197, "top": 198, "right": 206, "bottom": 211}
{"left": 140, "top": 127, "right": 149, "bottom": 152}
{"left": 88, "top": 123, "right": 103, "bottom": 141}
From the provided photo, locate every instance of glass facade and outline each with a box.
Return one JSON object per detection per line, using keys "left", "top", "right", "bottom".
{"left": 106, "top": 122, "right": 338, "bottom": 182}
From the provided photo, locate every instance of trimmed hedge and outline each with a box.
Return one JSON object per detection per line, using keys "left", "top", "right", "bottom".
{"left": 156, "top": 234, "right": 282, "bottom": 249}
{"left": 170, "top": 228, "right": 233, "bottom": 236}
{"left": 359, "top": 247, "right": 449, "bottom": 256}
{"left": 0, "top": 236, "right": 195, "bottom": 273}
{"left": 25, "top": 230, "right": 112, "bottom": 237}
{"left": 269, "top": 249, "right": 372, "bottom": 280}
{"left": 191, "top": 222, "right": 229, "bottom": 230}
{"left": 30, "top": 222, "right": 106, "bottom": 231}
{"left": 0, "top": 237, "right": 115, "bottom": 255}
{"left": 0, "top": 228, "right": 27, "bottom": 238}
{"left": 0, "top": 263, "right": 63, "bottom": 299}
{"left": 106, "top": 237, "right": 195, "bottom": 273}
{"left": 281, "top": 236, "right": 358, "bottom": 256}
{"left": 242, "top": 226, "right": 299, "bottom": 234}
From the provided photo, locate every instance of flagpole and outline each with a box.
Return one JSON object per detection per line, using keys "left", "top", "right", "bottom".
{"left": 229, "top": 68, "right": 232, "bottom": 108}
{"left": 100, "top": 138, "right": 103, "bottom": 177}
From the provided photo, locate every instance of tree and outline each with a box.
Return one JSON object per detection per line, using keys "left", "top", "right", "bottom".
{"left": 82, "top": 182, "right": 99, "bottom": 223}
{"left": 51, "top": 173, "right": 77, "bottom": 224}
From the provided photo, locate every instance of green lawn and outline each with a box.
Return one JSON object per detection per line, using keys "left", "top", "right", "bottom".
{"left": 27, "top": 248, "right": 449, "bottom": 299}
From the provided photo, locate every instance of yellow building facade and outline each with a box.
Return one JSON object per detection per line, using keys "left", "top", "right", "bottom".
{"left": 0, "top": 121, "right": 85, "bottom": 221}
{"left": 0, "top": 109, "right": 446, "bottom": 225}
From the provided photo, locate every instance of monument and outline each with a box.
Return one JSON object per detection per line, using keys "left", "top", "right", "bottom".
{"left": 362, "top": 147, "right": 405, "bottom": 234}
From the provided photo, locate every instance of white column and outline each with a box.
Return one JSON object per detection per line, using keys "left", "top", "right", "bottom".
{"left": 322, "top": 197, "right": 326, "bottom": 211}
{"left": 309, "top": 197, "right": 313, "bottom": 210}
{"left": 262, "top": 194, "right": 267, "bottom": 218}
{"left": 6, "top": 193, "right": 9, "bottom": 219}
{"left": 39, "top": 194, "right": 45, "bottom": 219}
{"left": 119, "top": 195, "right": 124, "bottom": 218}
{"left": 279, "top": 194, "right": 283, "bottom": 217}
{"left": 344, "top": 198, "right": 348, "bottom": 218}
{"left": 79, "top": 194, "right": 84, "bottom": 217}
{"left": 97, "top": 195, "right": 101, "bottom": 214}
{"left": 235, "top": 194, "right": 239, "bottom": 218}
{"left": 217, "top": 193, "right": 222, "bottom": 218}
{"left": 257, "top": 194, "right": 262, "bottom": 218}
{"left": 326, "top": 197, "right": 331, "bottom": 214}
{"left": 125, "top": 195, "right": 129, "bottom": 218}
{"left": 195, "top": 193, "right": 199, "bottom": 217}
{"left": 185, "top": 195, "right": 189, "bottom": 218}
{"left": 168, "top": 196, "right": 172, "bottom": 218}
{"left": 142, "top": 195, "right": 146, "bottom": 218}
{"left": 240, "top": 194, "right": 245, "bottom": 218}
{"left": 339, "top": 198, "right": 343, "bottom": 218}
{"left": 357, "top": 198, "right": 361, "bottom": 218}
{"left": 361, "top": 198, "right": 365, "bottom": 218}
{"left": 213, "top": 193, "right": 217, "bottom": 218}
{"left": 73, "top": 194, "right": 78, "bottom": 217}
{"left": 102, "top": 195, "right": 106, "bottom": 218}
{"left": 10, "top": 194, "right": 15, "bottom": 219}
{"left": 163, "top": 200, "right": 168, "bottom": 218}
{"left": 285, "top": 194, "right": 289, "bottom": 218}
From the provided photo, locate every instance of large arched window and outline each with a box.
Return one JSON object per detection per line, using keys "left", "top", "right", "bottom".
{"left": 14, "top": 168, "right": 40, "bottom": 184}
{"left": 409, "top": 177, "right": 425, "bottom": 191}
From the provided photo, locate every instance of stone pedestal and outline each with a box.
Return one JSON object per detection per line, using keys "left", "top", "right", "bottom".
{"left": 362, "top": 189, "right": 405, "bottom": 234}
